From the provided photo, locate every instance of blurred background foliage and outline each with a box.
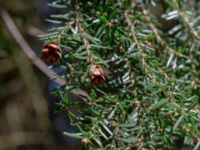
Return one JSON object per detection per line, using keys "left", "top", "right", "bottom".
{"left": 0, "top": 0, "right": 78, "bottom": 149}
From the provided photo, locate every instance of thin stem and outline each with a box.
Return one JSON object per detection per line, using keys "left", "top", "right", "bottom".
{"left": 173, "top": 0, "right": 200, "bottom": 46}
{"left": 142, "top": 7, "right": 190, "bottom": 59}
{"left": 75, "top": 1, "right": 93, "bottom": 64}
{"left": 124, "top": 7, "right": 153, "bottom": 80}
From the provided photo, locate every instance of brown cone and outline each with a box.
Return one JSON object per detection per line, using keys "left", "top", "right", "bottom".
{"left": 40, "top": 41, "right": 62, "bottom": 63}
{"left": 89, "top": 64, "right": 105, "bottom": 84}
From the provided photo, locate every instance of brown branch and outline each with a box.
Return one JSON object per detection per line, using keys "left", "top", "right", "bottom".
{"left": 0, "top": 10, "right": 66, "bottom": 86}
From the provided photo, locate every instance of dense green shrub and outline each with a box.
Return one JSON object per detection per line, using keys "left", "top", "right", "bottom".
{"left": 41, "top": 0, "right": 200, "bottom": 149}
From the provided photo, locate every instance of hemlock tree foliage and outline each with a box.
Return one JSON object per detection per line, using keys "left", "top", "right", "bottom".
{"left": 40, "top": 0, "right": 200, "bottom": 149}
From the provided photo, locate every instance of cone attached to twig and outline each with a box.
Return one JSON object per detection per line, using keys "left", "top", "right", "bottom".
{"left": 81, "top": 138, "right": 89, "bottom": 145}
{"left": 40, "top": 41, "right": 61, "bottom": 63}
{"left": 89, "top": 64, "right": 105, "bottom": 84}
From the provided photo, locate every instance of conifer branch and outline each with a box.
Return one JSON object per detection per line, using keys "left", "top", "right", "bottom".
{"left": 173, "top": 0, "right": 200, "bottom": 45}
{"left": 41, "top": 1, "right": 200, "bottom": 149}
{"left": 124, "top": 6, "right": 153, "bottom": 80}
{"left": 141, "top": 7, "right": 190, "bottom": 59}
{"left": 1, "top": 10, "right": 66, "bottom": 86}
{"left": 75, "top": 1, "right": 93, "bottom": 64}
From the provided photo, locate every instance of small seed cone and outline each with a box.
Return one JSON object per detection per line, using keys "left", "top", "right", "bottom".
{"left": 81, "top": 138, "right": 89, "bottom": 145}
{"left": 40, "top": 41, "right": 61, "bottom": 63}
{"left": 89, "top": 64, "right": 105, "bottom": 84}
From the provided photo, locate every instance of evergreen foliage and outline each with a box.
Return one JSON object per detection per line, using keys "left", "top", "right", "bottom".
{"left": 40, "top": 0, "right": 200, "bottom": 149}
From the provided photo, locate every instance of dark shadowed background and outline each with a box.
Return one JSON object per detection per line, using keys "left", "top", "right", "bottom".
{"left": 0, "top": 0, "right": 80, "bottom": 149}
